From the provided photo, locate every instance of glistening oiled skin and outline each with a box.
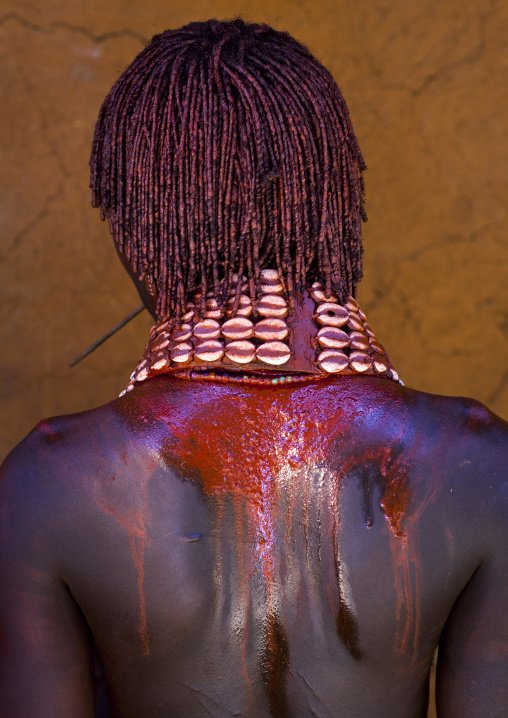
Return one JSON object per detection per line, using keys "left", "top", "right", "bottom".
{"left": 1, "top": 375, "right": 508, "bottom": 717}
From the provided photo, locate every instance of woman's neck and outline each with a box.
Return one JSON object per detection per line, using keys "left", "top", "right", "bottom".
{"left": 121, "top": 275, "right": 402, "bottom": 394}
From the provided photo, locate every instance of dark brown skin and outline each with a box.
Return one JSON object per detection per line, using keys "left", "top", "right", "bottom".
{"left": 1, "top": 357, "right": 508, "bottom": 717}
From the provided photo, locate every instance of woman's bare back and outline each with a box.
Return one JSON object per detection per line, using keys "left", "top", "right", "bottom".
{"left": 2, "top": 374, "right": 507, "bottom": 717}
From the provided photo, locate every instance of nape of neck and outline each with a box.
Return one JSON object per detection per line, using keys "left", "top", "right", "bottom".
{"left": 121, "top": 272, "right": 402, "bottom": 395}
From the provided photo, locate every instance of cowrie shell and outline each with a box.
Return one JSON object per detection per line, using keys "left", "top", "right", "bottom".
{"left": 317, "top": 349, "right": 349, "bottom": 373}
{"left": 259, "top": 269, "right": 280, "bottom": 283}
{"left": 194, "top": 340, "right": 224, "bottom": 362}
{"left": 254, "top": 318, "right": 289, "bottom": 341}
{"left": 345, "top": 297, "right": 360, "bottom": 312}
{"left": 155, "top": 320, "right": 170, "bottom": 334}
{"left": 347, "top": 315, "right": 364, "bottom": 332}
{"left": 349, "top": 351, "right": 372, "bottom": 373}
{"left": 225, "top": 340, "right": 256, "bottom": 364}
{"left": 221, "top": 317, "right": 254, "bottom": 340}
{"left": 171, "top": 324, "right": 193, "bottom": 342}
{"left": 259, "top": 268, "right": 283, "bottom": 294}
{"left": 310, "top": 287, "right": 338, "bottom": 303}
{"left": 256, "top": 341, "right": 291, "bottom": 366}
{"left": 204, "top": 298, "right": 224, "bottom": 319}
{"left": 369, "top": 339, "right": 384, "bottom": 354}
{"left": 316, "top": 302, "right": 349, "bottom": 327}
{"left": 226, "top": 294, "right": 253, "bottom": 317}
{"left": 317, "top": 326, "right": 350, "bottom": 349}
{"left": 260, "top": 282, "right": 284, "bottom": 295}
{"left": 152, "top": 347, "right": 167, "bottom": 360}
{"left": 257, "top": 294, "right": 288, "bottom": 318}
{"left": 310, "top": 282, "right": 338, "bottom": 303}
{"left": 193, "top": 319, "right": 221, "bottom": 340}
{"left": 349, "top": 331, "right": 370, "bottom": 351}
{"left": 151, "top": 332, "right": 171, "bottom": 351}
{"left": 372, "top": 352, "right": 388, "bottom": 374}
{"left": 390, "top": 368, "right": 401, "bottom": 383}
{"left": 363, "top": 321, "right": 375, "bottom": 337}
{"left": 182, "top": 304, "right": 195, "bottom": 322}
{"left": 170, "top": 342, "right": 193, "bottom": 364}
{"left": 134, "top": 367, "right": 150, "bottom": 382}
{"left": 151, "top": 357, "right": 171, "bottom": 371}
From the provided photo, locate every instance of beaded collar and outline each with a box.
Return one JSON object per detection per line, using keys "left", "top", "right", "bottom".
{"left": 120, "top": 271, "right": 402, "bottom": 395}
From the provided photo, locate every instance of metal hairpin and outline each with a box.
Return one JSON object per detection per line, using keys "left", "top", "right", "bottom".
{"left": 69, "top": 305, "right": 146, "bottom": 367}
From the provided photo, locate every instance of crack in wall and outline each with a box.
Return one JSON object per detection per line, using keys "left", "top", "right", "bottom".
{"left": 0, "top": 2, "right": 506, "bottom": 426}
{"left": 0, "top": 182, "right": 65, "bottom": 260}
{"left": 1, "top": 66, "right": 68, "bottom": 258}
{"left": 398, "top": 223, "right": 498, "bottom": 264}
{"left": 362, "top": 0, "right": 498, "bottom": 98}
{"left": 0, "top": 11, "right": 149, "bottom": 46}
{"left": 0, "top": 12, "right": 148, "bottom": 258}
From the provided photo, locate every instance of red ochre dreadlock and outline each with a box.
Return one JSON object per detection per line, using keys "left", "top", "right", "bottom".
{"left": 90, "top": 18, "right": 367, "bottom": 320}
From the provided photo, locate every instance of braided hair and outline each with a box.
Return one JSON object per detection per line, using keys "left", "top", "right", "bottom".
{"left": 90, "top": 18, "right": 367, "bottom": 319}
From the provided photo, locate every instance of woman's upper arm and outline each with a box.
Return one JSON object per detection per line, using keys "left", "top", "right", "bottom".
{"left": 436, "top": 423, "right": 508, "bottom": 718}
{"left": 436, "top": 549, "right": 508, "bottom": 717}
{"left": 0, "top": 431, "right": 95, "bottom": 718}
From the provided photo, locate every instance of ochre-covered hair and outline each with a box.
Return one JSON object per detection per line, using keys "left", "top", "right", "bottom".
{"left": 90, "top": 18, "right": 367, "bottom": 319}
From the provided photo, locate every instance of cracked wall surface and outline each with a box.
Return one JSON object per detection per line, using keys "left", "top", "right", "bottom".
{"left": 1, "top": 0, "right": 507, "bottom": 469}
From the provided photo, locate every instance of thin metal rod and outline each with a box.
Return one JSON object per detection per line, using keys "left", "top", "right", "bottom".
{"left": 69, "top": 305, "right": 146, "bottom": 367}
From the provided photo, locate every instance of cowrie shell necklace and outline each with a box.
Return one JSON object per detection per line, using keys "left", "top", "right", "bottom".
{"left": 121, "top": 272, "right": 402, "bottom": 394}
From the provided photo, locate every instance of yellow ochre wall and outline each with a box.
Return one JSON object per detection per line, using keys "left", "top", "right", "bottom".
{"left": 1, "top": 0, "right": 507, "bottom": 463}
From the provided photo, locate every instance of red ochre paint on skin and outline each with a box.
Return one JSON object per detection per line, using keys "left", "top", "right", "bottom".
{"left": 123, "top": 377, "right": 418, "bottom": 707}
{"left": 389, "top": 483, "right": 437, "bottom": 661}
{"left": 91, "top": 449, "right": 157, "bottom": 656}
{"left": 337, "top": 443, "right": 424, "bottom": 659}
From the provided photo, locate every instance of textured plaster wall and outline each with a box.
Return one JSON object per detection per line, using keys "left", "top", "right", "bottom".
{"left": 1, "top": 0, "right": 507, "bottom": 464}
{"left": 2, "top": 3, "right": 506, "bottom": 714}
